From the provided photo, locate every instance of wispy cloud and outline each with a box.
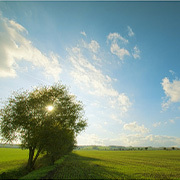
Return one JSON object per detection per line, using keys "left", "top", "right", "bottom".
{"left": 0, "top": 14, "right": 61, "bottom": 80}
{"left": 107, "top": 30, "right": 141, "bottom": 61}
{"left": 68, "top": 47, "right": 117, "bottom": 96}
{"left": 110, "top": 43, "right": 130, "bottom": 61}
{"left": 82, "top": 40, "right": 100, "bottom": 53}
{"left": 110, "top": 93, "right": 132, "bottom": 115}
{"left": 123, "top": 121, "right": 149, "bottom": 134}
{"left": 153, "top": 122, "right": 161, "bottom": 127}
{"left": 127, "top": 26, "right": 135, "bottom": 37}
{"left": 153, "top": 117, "right": 178, "bottom": 128}
{"left": 107, "top": 33, "right": 130, "bottom": 61}
{"left": 132, "top": 46, "right": 141, "bottom": 59}
{"left": 161, "top": 77, "right": 180, "bottom": 110}
{"left": 67, "top": 41, "right": 132, "bottom": 115}
{"left": 169, "top": 70, "right": 175, "bottom": 75}
{"left": 80, "top": 31, "right": 87, "bottom": 37}
{"left": 169, "top": 119, "right": 175, "bottom": 124}
{"left": 107, "top": 32, "right": 129, "bottom": 44}
{"left": 110, "top": 114, "right": 123, "bottom": 124}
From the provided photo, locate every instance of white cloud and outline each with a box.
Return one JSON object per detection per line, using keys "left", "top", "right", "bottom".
{"left": 153, "top": 118, "right": 177, "bottom": 128}
{"left": 107, "top": 31, "right": 141, "bottom": 61}
{"left": 161, "top": 100, "right": 171, "bottom": 111}
{"left": 110, "top": 114, "right": 123, "bottom": 124}
{"left": 161, "top": 77, "right": 180, "bottom": 110}
{"left": 132, "top": 46, "right": 140, "bottom": 59}
{"left": 123, "top": 121, "right": 149, "bottom": 134}
{"left": 169, "top": 119, "right": 175, "bottom": 124}
{"left": 67, "top": 45, "right": 132, "bottom": 115}
{"left": 153, "top": 122, "right": 162, "bottom": 127}
{"left": 168, "top": 117, "right": 180, "bottom": 124}
{"left": 107, "top": 33, "right": 130, "bottom": 61}
{"left": 118, "top": 134, "right": 180, "bottom": 147}
{"left": 107, "top": 32, "right": 128, "bottom": 44}
{"left": 169, "top": 70, "right": 175, "bottom": 75}
{"left": 9, "top": 20, "right": 28, "bottom": 33}
{"left": 92, "top": 54, "right": 101, "bottom": 62}
{"left": 69, "top": 47, "right": 118, "bottom": 97}
{"left": 88, "top": 40, "right": 100, "bottom": 53}
{"left": 82, "top": 40, "right": 100, "bottom": 53}
{"left": 162, "top": 77, "right": 180, "bottom": 102}
{"left": 110, "top": 93, "right": 132, "bottom": 115}
{"left": 110, "top": 43, "right": 130, "bottom": 60}
{"left": 77, "top": 133, "right": 104, "bottom": 146}
{"left": 0, "top": 14, "right": 61, "bottom": 80}
{"left": 77, "top": 133, "right": 180, "bottom": 147}
{"left": 127, "top": 26, "right": 135, "bottom": 37}
{"left": 80, "top": 31, "right": 87, "bottom": 37}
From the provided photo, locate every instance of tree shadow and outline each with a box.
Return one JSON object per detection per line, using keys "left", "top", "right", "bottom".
{"left": 43, "top": 153, "right": 135, "bottom": 179}
{"left": 0, "top": 155, "right": 51, "bottom": 179}
{"left": 0, "top": 165, "right": 28, "bottom": 179}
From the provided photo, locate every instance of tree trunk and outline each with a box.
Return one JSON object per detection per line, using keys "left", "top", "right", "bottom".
{"left": 31, "top": 147, "right": 42, "bottom": 168}
{"left": 26, "top": 146, "right": 42, "bottom": 171}
{"left": 26, "top": 147, "right": 35, "bottom": 171}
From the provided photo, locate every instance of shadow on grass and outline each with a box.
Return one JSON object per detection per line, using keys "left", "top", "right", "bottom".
{"left": 0, "top": 155, "right": 52, "bottom": 179}
{"left": 20, "top": 155, "right": 67, "bottom": 180}
{"left": 43, "top": 153, "right": 135, "bottom": 179}
{"left": 0, "top": 165, "right": 28, "bottom": 179}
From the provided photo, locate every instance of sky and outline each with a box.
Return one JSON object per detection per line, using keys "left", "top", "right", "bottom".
{"left": 0, "top": 1, "right": 180, "bottom": 147}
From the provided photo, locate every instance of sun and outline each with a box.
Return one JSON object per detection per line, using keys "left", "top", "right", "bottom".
{"left": 46, "top": 105, "right": 54, "bottom": 112}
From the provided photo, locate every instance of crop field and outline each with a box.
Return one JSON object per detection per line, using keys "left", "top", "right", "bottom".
{"left": 0, "top": 148, "right": 28, "bottom": 174}
{"left": 50, "top": 150, "right": 180, "bottom": 179}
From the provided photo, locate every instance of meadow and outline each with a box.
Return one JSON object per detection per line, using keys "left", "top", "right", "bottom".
{"left": 51, "top": 150, "right": 180, "bottom": 179}
{"left": 1, "top": 148, "right": 180, "bottom": 179}
{"left": 0, "top": 148, "right": 28, "bottom": 174}
{"left": 0, "top": 148, "right": 51, "bottom": 179}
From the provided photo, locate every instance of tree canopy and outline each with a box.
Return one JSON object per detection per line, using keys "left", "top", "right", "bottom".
{"left": 0, "top": 83, "right": 87, "bottom": 170}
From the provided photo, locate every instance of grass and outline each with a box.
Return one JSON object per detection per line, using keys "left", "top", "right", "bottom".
{"left": 0, "top": 147, "right": 67, "bottom": 179}
{"left": 0, "top": 148, "right": 29, "bottom": 174}
{"left": 20, "top": 156, "right": 67, "bottom": 179}
{"left": 51, "top": 150, "right": 180, "bottom": 179}
{"left": 1, "top": 148, "right": 180, "bottom": 179}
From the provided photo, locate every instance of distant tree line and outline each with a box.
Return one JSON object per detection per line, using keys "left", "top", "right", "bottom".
{"left": 76, "top": 145, "right": 179, "bottom": 151}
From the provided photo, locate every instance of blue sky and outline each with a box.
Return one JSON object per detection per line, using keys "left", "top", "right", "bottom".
{"left": 0, "top": 1, "right": 180, "bottom": 147}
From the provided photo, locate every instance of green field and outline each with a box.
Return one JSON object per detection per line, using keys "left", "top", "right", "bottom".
{"left": 1, "top": 148, "right": 180, "bottom": 179}
{"left": 0, "top": 148, "right": 28, "bottom": 174}
{"left": 51, "top": 150, "right": 180, "bottom": 179}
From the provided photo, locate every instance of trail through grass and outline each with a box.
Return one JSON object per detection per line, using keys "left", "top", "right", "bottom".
{"left": 50, "top": 150, "right": 180, "bottom": 179}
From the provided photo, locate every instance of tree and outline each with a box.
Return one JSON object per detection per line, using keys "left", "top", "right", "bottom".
{"left": 0, "top": 83, "right": 87, "bottom": 171}
{"left": 39, "top": 123, "right": 76, "bottom": 164}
